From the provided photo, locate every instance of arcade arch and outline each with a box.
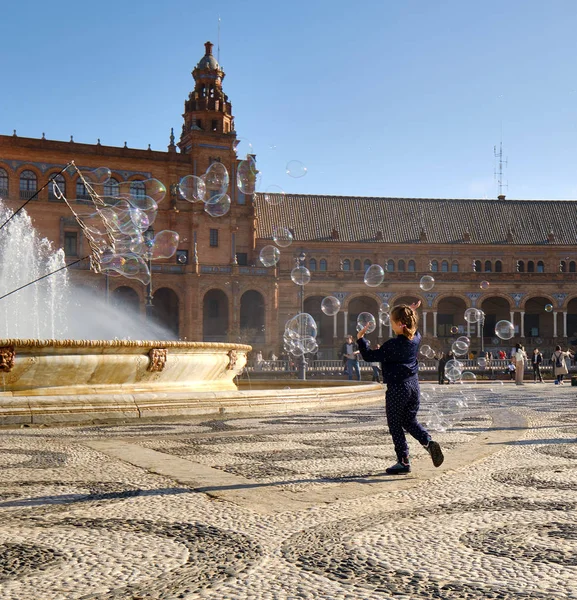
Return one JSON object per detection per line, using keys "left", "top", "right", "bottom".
{"left": 240, "top": 290, "right": 265, "bottom": 344}
{"left": 203, "top": 289, "right": 229, "bottom": 342}
{"left": 153, "top": 287, "right": 179, "bottom": 337}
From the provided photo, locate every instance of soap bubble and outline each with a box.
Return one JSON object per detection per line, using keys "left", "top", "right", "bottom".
{"left": 321, "top": 296, "right": 341, "bottom": 316}
{"left": 204, "top": 194, "right": 231, "bottom": 217}
{"left": 477, "top": 357, "right": 487, "bottom": 368}
{"left": 235, "top": 137, "right": 254, "bottom": 160}
{"left": 452, "top": 340, "right": 469, "bottom": 356}
{"left": 461, "top": 371, "right": 477, "bottom": 384}
{"left": 178, "top": 175, "right": 206, "bottom": 203}
{"left": 420, "top": 344, "right": 432, "bottom": 357}
{"left": 286, "top": 313, "right": 317, "bottom": 339}
{"left": 450, "top": 326, "right": 459, "bottom": 334}
{"left": 204, "top": 162, "right": 229, "bottom": 198}
{"left": 464, "top": 307, "right": 481, "bottom": 323}
{"left": 259, "top": 245, "right": 280, "bottom": 267}
{"left": 419, "top": 275, "right": 435, "bottom": 291}
{"left": 286, "top": 160, "right": 307, "bottom": 178}
{"left": 237, "top": 158, "right": 258, "bottom": 195}
{"left": 379, "top": 311, "right": 390, "bottom": 326}
{"left": 291, "top": 266, "right": 311, "bottom": 286}
{"left": 545, "top": 304, "right": 553, "bottom": 313}
{"left": 264, "top": 185, "right": 285, "bottom": 206}
{"left": 150, "top": 230, "right": 179, "bottom": 259}
{"left": 457, "top": 336, "right": 470, "bottom": 345}
{"left": 272, "top": 226, "right": 293, "bottom": 247}
{"left": 480, "top": 280, "right": 490, "bottom": 290}
{"left": 117, "top": 178, "right": 167, "bottom": 204}
{"left": 425, "top": 347, "right": 436, "bottom": 359}
{"left": 80, "top": 167, "right": 111, "bottom": 185}
{"left": 379, "top": 302, "right": 390, "bottom": 313}
{"left": 357, "top": 312, "right": 376, "bottom": 334}
{"left": 495, "top": 320, "right": 515, "bottom": 340}
{"left": 364, "top": 264, "right": 385, "bottom": 287}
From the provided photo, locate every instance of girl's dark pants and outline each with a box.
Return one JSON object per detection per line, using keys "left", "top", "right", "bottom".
{"left": 533, "top": 365, "right": 542, "bottom": 382}
{"left": 385, "top": 377, "right": 430, "bottom": 463}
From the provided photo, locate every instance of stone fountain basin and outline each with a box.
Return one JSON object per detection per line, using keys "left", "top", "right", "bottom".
{"left": 0, "top": 339, "right": 250, "bottom": 395}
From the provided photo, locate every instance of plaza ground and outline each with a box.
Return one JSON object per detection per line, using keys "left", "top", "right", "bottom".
{"left": 0, "top": 382, "right": 575, "bottom": 599}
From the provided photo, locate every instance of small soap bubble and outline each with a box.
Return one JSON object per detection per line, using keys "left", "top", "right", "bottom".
{"left": 321, "top": 296, "right": 341, "bottom": 316}
{"left": 450, "top": 326, "right": 459, "bottom": 334}
{"left": 425, "top": 347, "right": 436, "bottom": 359}
{"left": 259, "top": 245, "right": 280, "bottom": 267}
{"left": 420, "top": 344, "right": 432, "bottom": 357}
{"left": 545, "top": 304, "right": 553, "bottom": 313}
{"left": 452, "top": 340, "right": 469, "bottom": 356}
{"left": 480, "top": 280, "right": 490, "bottom": 290}
{"left": 364, "top": 264, "right": 385, "bottom": 287}
{"left": 235, "top": 137, "right": 254, "bottom": 160}
{"left": 495, "top": 320, "right": 515, "bottom": 340}
{"left": 464, "top": 308, "right": 481, "bottom": 323}
{"left": 178, "top": 175, "right": 206, "bottom": 203}
{"left": 379, "top": 302, "right": 390, "bottom": 313}
{"left": 264, "top": 185, "right": 286, "bottom": 206}
{"left": 461, "top": 371, "right": 477, "bottom": 384}
{"left": 286, "top": 160, "right": 308, "bottom": 178}
{"left": 236, "top": 158, "right": 258, "bottom": 195}
{"left": 379, "top": 312, "right": 390, "bottom": 326}
{"left": 357, "top": 312, "right": 376, "bottom": 334}
{"left": 272, "top": 226, "right": 293, "bottom": 248}
{"left": 290, "top": 266, "right": 311, "bottom": 286}
{"left": 457, "top": 336, "right": 470, "bottom": 345}
{"left": 419, "top": 275, "right": 435, "bottom": 291}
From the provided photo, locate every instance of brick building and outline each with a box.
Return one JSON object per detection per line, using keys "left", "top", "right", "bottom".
{"left": 1, "top": 41, "right": 577, "bottom": 358}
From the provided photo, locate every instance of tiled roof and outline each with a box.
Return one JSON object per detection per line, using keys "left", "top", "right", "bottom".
{"left": 253, "top": 194, "right": 577, "bottom": 245}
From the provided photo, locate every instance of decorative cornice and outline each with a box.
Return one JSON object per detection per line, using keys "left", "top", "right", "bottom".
{"left": 0, "top": 339, "right": 252, "bottom": 351}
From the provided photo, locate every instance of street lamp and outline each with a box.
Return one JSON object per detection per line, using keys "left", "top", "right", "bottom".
{"left": 143, "top": 226, "right": 155, "bottom": 320}
{"left": 296, "top": 251, "right": 307, "bottom": 380}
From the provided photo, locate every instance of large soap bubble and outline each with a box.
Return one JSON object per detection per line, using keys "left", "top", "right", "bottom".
{"left": 80, "top": 167, "right": 111, "bottom": 185}
{"left": 321, "top": 296, "right": 341, "bottom": 316}
{"left": 150, "top": 230, "right": 179, "bottom": 260}
{"left": 286, "top": 160, "right": 307, "bottom": 178}
{"left": 419, "top": 275, "right": 435, "bottom": 291}
{"left": 178, "top": 175, "right": 206, "bottom": 203}
{"left": 357, "top": 312, "right": 376, "bottom": 334}
{"left": 204, "top": 194, "right": 231, "bottom": 217}
{"left": 237, "top": 157, "right": 258, "bottom": 195}
{"left": 272, "top": 226, "right": 293, "bottom": 248}
{"left": 464, "top": 307, "right": 481, "bottom": 323}
{"left": 286, "top": 313, "right": 318, "bottom": 339}
{"left": 204, "top": 162, "right": 229, "bottom": 199}
{"left": 291, "top": 266, "right": 311, "bottom": 286}
{"left": 364, "top": 264, "right": 385, "bottom": 287}
{"left": 264, "top": 185, "right": 285, "bottom": 206}
{"left": 495, "top": 320, "right": 515, "bottom": 340}
{"left": 259, "top": 245, "right": 280, "bottom": 267}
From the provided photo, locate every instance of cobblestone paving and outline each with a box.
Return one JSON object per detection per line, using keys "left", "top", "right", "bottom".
{"left": 0, "top": 382, "right": 575, "bottom": 598}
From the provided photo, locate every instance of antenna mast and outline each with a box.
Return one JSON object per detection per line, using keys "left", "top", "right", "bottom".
{"left": 217, "top": 15, "right": 221, "bottom": 63}
{"left": 494, "top": 139, "right": 508, "bottom": 198}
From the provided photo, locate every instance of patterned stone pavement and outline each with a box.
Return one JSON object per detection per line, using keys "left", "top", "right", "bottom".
{"left": 0, "top": 382, "right": 575, "bottom": 599}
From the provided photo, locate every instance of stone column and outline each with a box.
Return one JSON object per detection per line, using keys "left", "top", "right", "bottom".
{"left": 378, "top": 314, "right": 383, "bottom": 338}
{"left": 510, "top": 311, "right": 515, "bottom": 327}
{"left": 563, "top": 311, "right": 568, "bottom": 337}
{"left": 422, "top": 311, "right": 427, "bottom": 337}
{"left": 520, "top": 311, "right": 525, "bottom": 337}
{"left": 553, "top": 312, "right": 558, "bottom": 338}
{"left": 467, "top": 319, "right": 471, "bottom": 338}
{"left": 333, "top": 313, "right": 338, "bottom": 338}
{"left": 343, "top": 311, "right": 348, "bottom": 337}
{"left": 433, "top": 311, "right": 438, "bottom": 337}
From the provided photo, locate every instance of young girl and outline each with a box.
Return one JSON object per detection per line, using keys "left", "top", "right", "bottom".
{"left": 357, "top": 302, "right": 444, "bottom": 475}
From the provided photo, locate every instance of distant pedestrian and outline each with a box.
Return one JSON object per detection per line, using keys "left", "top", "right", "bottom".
{"left": 551, "top": 345, "right": 573, "bottom": 385}
{"left": 514, "top": 344, "right": 527, "bottom": 385}
{"left": 370, "top": 342, "right": 381, "bottom": 382}
{"left": 341, "top": 335, "right": 360, "bottom": 381}
{"left": 531, "top": 348, "right": 543, "bottom": 383}
{"left": 437, "top": 352, "right": 447, "bottom": 385}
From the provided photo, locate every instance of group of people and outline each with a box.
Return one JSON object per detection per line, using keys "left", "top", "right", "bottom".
{"left": 340, "top": 335, "right": 382, "bottom": 382}
{"left": 510, "top": 344, "right": 574, "bottom": 385}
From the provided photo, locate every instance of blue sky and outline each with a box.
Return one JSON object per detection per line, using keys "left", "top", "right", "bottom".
{"left": 1, "top": 0, "right": 576, "bottom": 200}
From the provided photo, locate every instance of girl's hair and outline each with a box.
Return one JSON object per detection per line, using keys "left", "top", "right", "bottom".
{"left": 390, "top": 304, "right": 419, "bottom": 339}
{"left": 555, "top": 345, "right": 561, "bottom": 351}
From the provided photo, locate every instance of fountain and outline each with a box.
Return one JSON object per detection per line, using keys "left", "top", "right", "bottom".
{"left": 0, "top": 184, "right": 382, "bottom": 425}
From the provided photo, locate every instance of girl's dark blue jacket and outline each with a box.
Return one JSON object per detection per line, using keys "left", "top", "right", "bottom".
{"left": 357, "top": 331, "right": 421, "bottom": 384}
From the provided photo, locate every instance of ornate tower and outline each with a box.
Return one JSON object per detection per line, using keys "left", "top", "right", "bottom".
{"left": 178, "top": 41, "right": 235, "bottom": 155}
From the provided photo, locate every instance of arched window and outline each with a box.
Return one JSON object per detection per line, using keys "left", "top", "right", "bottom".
{"left": 342, "top": 259, "right": 351, "bottom": 271}
{"left": 570, "top": 261, "right": 576, "bottom": 273}
{"left": 537, "top": 260, "right": 545, "bottom": 273}
{"left": 319, "top": 258, "right": 328, "bottom": 271}
{"left": 430, "top": 260, "right": 438, "bottom": 272}
{"left": 408, "top": 260, "right": 416, "bottom": 272}
{"left": 48, "top": 174, "right": 66, "bottom": 201}
{"left": 0, "top": 168, "right": 8, "bottom": 196}
{"left": 353, "top": 259, "right": 362, "bottom": 271}
{"left": 76, "top": 179, "right": 89, "bottom": 201}
{"left": 474, "top": 260, "right": 482, "bottom": 272}
{"left": 451, "top": 261, "right": 459, "bottom": 272}
{"left": 19, "top": 170, "right": 37, "bottom": 200}
{"left": 484, "top": 260, "right": 492, "bottom": 272}
{"left": 517, "top": 260, "right": 524, "bottom": 273}
{"left": 441, "top": 260, "right": 449, "bottom": 272}
{"left": 398, "top": 259, "right": 406, "bottom": 272}
{"left": 363, "top": 259, "right": 372, "bottom": 269}
{"left": 495, "top": 260, "right": 502, "bottom": 272}
{"left": 527, "top": 261, "right": 535, "bottom": 273}
{"left": 387, "top": 259, "right": 395, "bottom": 272}
{"left": 103, "top": 178, "right": 120, "bottom": 197}
{"left": 130, "top": 180, "right": 146, "bottom": 200}
{"left": 560, "top": 260, "right": 567, "bottom": 273}
{"left": 309, "top": 258, "right": 317, "bottom": 271}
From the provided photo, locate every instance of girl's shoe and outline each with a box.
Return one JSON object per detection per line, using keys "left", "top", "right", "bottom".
{"left": 385, "top": 461, "right": 411, "bottom": 475}
{"left": 425, "top": 440, "right": 444, "bottom": 467}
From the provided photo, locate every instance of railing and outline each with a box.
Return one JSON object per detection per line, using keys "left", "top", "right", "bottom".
{"left": 19, "top": 189, "right": 37, "bottom": 200}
